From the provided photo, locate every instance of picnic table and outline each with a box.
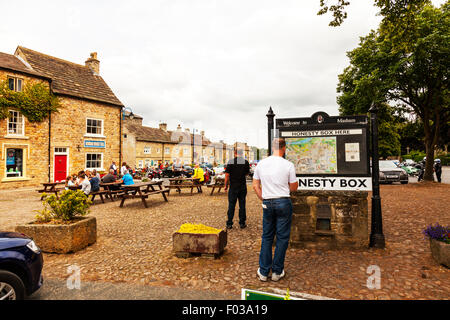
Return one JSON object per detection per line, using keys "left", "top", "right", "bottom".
{"left": 206, "top": 178, "right": 226, "bottom": 195}
{"left": 37, "top": 182, "right": 65, "bottom": 199}
{"left": 167, "top": 177, "right": 203, "bottom": 195}
{"left": 100, "top": 182, "right": 124, "bottom": 202}
{"left": 119, "top": 181, "right": 169, "bottom": 208}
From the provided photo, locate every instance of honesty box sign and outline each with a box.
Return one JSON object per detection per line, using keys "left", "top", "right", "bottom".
{"left": 275, "top": 111, "right": 372, "bottom": 191}
{"left": 298, "top": 177, "right": 372, "bottom": 191}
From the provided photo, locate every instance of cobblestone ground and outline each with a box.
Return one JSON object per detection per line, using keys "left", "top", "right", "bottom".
{"left": 0, "top": 182, "right": 448, "bottom": 300}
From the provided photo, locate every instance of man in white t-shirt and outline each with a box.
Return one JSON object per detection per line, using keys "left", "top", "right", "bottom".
{"left": 252, "top": 138, "right": 298, "bottom": 282}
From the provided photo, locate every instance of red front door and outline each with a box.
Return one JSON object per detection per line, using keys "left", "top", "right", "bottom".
{"left": 54, "top": 155, "right": 67, "bottom": 182}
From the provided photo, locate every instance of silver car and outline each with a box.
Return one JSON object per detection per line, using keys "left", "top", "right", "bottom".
{"left": 378, "top": 160, "right": 409, "bottom": 184}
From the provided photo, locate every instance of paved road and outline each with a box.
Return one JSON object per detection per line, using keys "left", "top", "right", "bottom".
{"left": 29, "top": 278, "right": 239, "bottom": 300}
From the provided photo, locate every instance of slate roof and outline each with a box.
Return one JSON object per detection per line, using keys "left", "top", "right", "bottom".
{"left": 126, "top": 123, "right": 177, "bottom": 144}
{"left": 14, "top": 46, "right": 123, "bottom": 107}
{"left": 0, "top": 52, "right": 49, "bottom": 79}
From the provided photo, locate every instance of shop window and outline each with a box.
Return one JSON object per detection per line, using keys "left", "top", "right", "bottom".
{"left": 86, "top": 153, "right": 102, "bottom": 170}
{"left": 6, "top": 148, "right": 24, "bottom": 177}
{"left": 7, "top": 110, "right": 24, "bottom": 135}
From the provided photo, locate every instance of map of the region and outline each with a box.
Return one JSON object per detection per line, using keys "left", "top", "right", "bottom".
{"left": 286, "top": 137, "right": 337, "bottom": 174}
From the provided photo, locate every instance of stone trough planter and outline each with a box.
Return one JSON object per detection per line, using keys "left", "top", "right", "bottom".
{"left": 15, "top": 216, "right": 97, "bottom": 254}
{"left": 173, "top": 230, "right": 227, "bottom": 259}
{"left": 430, "top": 239, "right": 450, "bottom": 268}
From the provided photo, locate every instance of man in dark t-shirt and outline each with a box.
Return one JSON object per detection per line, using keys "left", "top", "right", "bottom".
{"left": 102, "top": 169, "right": 119, "bottom": 190}
{"left": 225, "top": 149, "right": 250, "bottom": 229}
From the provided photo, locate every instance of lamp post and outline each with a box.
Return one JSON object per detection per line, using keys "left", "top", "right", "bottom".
{"left": 266, "top": 107, "right": 275, "bottom": 155}
{"left": 369, "top": 103, "right": 385, "bottom": 248}
{"left": 122, "top": 107, "right": 134, "bottom": 120}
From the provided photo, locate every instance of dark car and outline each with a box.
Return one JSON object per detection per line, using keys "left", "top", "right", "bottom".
{"left": 0, "top": 232, "right": 43, "bottom": 300}
{"left": 183, "top": 165, "right": 194, "bottom": 177}
{"left": 378, "top": 160, "right": 409, "bottom": 184}
{"left": 161, "top": 165, "right": 174, "bottom": 178}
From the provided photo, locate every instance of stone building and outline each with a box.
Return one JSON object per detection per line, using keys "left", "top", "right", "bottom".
{"left": 122, "top": 115, "right": 261, "bottom": 168}
{"left": 0, "top": 46, "right": 123, "bottom": 189}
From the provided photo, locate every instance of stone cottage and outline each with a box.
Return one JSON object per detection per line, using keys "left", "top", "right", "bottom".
{"left": 0, "top": 46, "right": 124, "bottom": 189}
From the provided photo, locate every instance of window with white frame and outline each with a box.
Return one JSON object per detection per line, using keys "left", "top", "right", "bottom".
{"left": 7, "top": 77, "right": 23, "bottom": 92}
{"left": 86, "top": 118, "right": 103, "bottom": 136}
{"left": 156, "top": 148, "right": 160, "bottom": 153}
{"left": 164, "top": 147, "right": 170, "bottom": 154}
{"left": 144, "top": 147, "right": 151, "bottom": 154}
{"left": 86, "top": 153, "right": 102, "bottom": 170}
{"left": 138, "top": 160, "right": 143, "bottom": 168}
{"left": 7, "top": 110, "right": 24, "bottom": 135}
{"left": 5, "top": 148, "right": 24, "bottom": 177}
{"left": 183, "top": 148, "right": 188, "bottom": 155}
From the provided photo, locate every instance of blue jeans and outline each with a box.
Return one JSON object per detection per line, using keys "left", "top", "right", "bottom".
{"left": 259, "top": 198, "right": 293, "bottom": 276}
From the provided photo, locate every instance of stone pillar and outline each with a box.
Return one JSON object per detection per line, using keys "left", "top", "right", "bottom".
{"left": 290, "top": 190, "right": 369, "bottom": 249}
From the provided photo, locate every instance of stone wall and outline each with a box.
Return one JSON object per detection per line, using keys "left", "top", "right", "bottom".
{"left": 0, "top": 71, "right": 50, "bottom": 189}
{"left": 290, "top": 190, "right": 369, "bottom": 249}
{"left": 49, "top": 96, "right": 121, "bottom": 177}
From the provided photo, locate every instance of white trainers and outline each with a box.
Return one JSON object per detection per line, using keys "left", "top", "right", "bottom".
{"left": 257, "top": 268, "right": 268, "bottom": 282}
{"left": 271, "top": 270, "right": 285, "bottom": 281}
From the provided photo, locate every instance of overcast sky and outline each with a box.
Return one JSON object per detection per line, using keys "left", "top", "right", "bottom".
{"left": 1, "top": 0, "right": 445, "bottom": 148}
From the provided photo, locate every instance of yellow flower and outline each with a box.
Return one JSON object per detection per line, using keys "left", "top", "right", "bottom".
{"left": 177, "top": 223, "right": 221, "bottom": 234}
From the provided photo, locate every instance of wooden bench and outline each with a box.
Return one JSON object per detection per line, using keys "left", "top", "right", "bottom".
{"left": 118, "top": 182, "right": 169, "bottom": 208}
{"left": 89, "top": 190, "right": 109, "bottom": 204}
{"left": 119, "top": 189, "right": 169, "bottom": 208}
{"left": 167, "top": 178, "right": 203, "bottom": 195}
{"left": 206, "top": 181, "right": 225, "bottom": 195}
{"left": 166, "top": 184, "right": 202, "bottom": 195}
{"left": 37, "top": 182, "right": 65, "bottom": 200}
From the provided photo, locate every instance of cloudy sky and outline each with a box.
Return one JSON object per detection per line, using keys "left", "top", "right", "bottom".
{"left": 1, "top": 0, "right": 445, "bottom": 148}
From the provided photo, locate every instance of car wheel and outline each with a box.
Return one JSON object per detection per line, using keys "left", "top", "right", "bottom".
{"left": 0, "top": 270, "right": 25, "bottom": 300}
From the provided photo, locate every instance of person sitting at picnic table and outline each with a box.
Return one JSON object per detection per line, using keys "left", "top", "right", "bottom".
{"left": 121, "top": 162, "right": 128, "bottom": 176}
{"left": 117, "top": 169, "right": 134, "bottom": 185}
{"left": 102, "top": 169, "right": 121, "bottom": 190}
{"left": 65, "top": 175, "right": 75, "bottom": 190}
{"left": 192, "top": 164, "right": 204, "bottom": 192}
{"left": 77, "top": 173, "right": 91, "bottom": 196}
{"left": 88, "top": 171, "right": 101, "bottom": 192}
{"left": 92, "top": 169, "right": 101, "bottom": 179}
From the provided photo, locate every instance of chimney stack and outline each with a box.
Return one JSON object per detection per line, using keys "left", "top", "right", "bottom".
{"left": 159, "top": 123, "right": 167, "bottom": 131}
{"left": 185, "top": 128, "right": 190, "bottom": 133}
{"left": 177, "top": 124, "right": 182, "bottom": 131}
{"left": 200, "top": 130, "right": 205, "bottom": 136}
{"left": 85, "top": 52, "right": 100, "bottom": 75}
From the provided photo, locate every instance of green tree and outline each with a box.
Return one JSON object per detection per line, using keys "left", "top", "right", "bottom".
{"left": 318, "top": 0, "right": 430, "bottom": 27}
{"left": 336, "top": 2, "right": 449, "bottom": 180}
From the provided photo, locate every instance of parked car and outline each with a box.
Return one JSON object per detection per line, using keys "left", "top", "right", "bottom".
{"left": 161, "top": 165, "right": 174, "bottom": 178}
{"left": 378, "top": 160, "right": 409, "bottom": 184}
{"left": 182, "top": 165, "right": 194, "bottom": 177}
{"left": 400, "top": 164, "right": 419, "bottom": 176}
{"left": 0, "top": 232, "right": 44, "bottom": 300}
